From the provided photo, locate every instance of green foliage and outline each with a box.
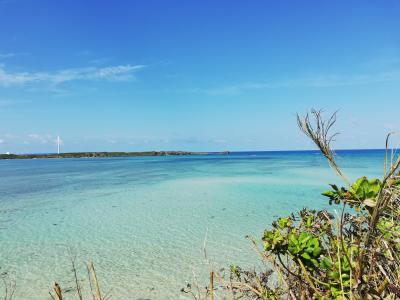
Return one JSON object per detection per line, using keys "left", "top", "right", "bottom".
{"left": 218, "top": 170, "right": 400, "bottom": 299}
{"left": 263, "top": 229, "right": 285, "bottom": 252}
{"left": 351, "top": 177, "right": 381, "bottom": 199}
{"left": 321, "top": 184, "right": 349, "bottom": 205}
{"left": 264, "top": 216, "right": 322, "bottom": 269}
{"left": 260, "top": 208, "right": 359, "bottom": 298}
{"left": 221, "top": 169, "right": 400, "bottom": 299}
{"left": 220, "top": 168, "right": 400, "bottom": 299}
{"left": 183, "top": 112, "right": 400, "bottom": 299}
{"left": 288, "top": 232, "right": 321, "bottom": 267}
{"left": 322, "top": 176, "right": 382, "bottom": 210}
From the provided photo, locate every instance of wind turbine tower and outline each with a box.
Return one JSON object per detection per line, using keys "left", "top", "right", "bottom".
{"left": 57, "top": 136, "right": 60, "bottom": 154}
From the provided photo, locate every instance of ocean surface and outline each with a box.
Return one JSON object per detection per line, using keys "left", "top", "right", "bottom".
{"left": 0, "top": 150, "right": 385, "bottom": 299}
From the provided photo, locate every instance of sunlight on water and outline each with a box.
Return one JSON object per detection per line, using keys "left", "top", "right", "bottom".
{"left": 0, "top": 151, "right": 384, "bottom": 299}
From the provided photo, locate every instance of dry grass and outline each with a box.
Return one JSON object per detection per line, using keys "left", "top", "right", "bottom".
{"left": 47, "top": 260, "right": 110, "bottom": 300}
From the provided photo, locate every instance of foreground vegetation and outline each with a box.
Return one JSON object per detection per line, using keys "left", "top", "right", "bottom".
{"left": 183, "top": 110, "right": 400, "bottom": 299}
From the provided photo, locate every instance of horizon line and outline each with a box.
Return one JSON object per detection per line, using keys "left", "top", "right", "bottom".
{"left": 2, "top": 148, "right": 391, "bottom": 156}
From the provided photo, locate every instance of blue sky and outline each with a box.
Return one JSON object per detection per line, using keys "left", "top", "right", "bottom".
{"left": 0, "top": 0, "right": 400, "bottom": 153}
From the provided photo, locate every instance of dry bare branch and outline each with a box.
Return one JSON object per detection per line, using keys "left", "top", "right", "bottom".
{"left": 297, "top": 109, "right": 350, "bottom": 186}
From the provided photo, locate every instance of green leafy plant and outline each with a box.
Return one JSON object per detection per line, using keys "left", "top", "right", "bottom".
{"left": 183, "top": 110, "right": 400, "bottom": 299}
{"left": 322, "top": 176, "right": 383, "bottom": 210}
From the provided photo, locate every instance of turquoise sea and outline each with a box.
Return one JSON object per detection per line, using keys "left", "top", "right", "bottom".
{"left": 0, "top": 150, "right": 384, "bottom": 299}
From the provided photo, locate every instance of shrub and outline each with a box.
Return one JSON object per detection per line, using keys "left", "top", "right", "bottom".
{"left": 183, "top": 110, "right": 400, "bottom": 299}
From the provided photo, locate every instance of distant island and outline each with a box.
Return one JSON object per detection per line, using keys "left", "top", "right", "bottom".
{"left": 0, "top": 151, "right": 230, "bottom": 160}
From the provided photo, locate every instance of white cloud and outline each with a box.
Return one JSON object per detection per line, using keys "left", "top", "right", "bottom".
{"left": 0, "top": 52, "right": 29, "bottom": 59}
{"left": 28, "top": 133, "right": 53, "bottom": 144}
{"left": 0, "top": 53, "right": 17, "bottom": 58}
{"left": 0, "top": 133, "right": 58, "bottom": 146}
{"left": 201, "top": 70, "right": 400, "bottom": 95}
{"left": 0, "top": 64, "right": 146, "bottom": 86}
{"left": 0, "top": 139, "right": 4, "bottom": 144}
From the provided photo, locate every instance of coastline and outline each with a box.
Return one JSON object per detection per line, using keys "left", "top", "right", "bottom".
{"left": 0, "top": 151, "right": 230, "bottom": 160}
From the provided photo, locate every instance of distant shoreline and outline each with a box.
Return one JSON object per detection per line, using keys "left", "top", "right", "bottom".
{"left": 0, "top": 149, "right": 388, "bottom": 160}
{"left": 0, "top": 151, "right": 230, "bottom": 160}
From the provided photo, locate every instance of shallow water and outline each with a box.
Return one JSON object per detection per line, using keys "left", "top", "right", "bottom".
{"left": 0, "top": 150, "right": 384, "bottom": 299}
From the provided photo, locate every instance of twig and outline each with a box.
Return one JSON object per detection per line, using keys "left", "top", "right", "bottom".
{"left": 297, "top": 109, "right": 350, "bottom": 186}
{"left": 68, "top": 249, "right": 83, "bottom": 300}
{"left": 89, "top": 262, "right": 102, "bottom": 300}
{"left": 210, "top": 271, "right": 214, "bottom": 300}
{"left": 53, "top": 282, "right": 62, "bottom": 300}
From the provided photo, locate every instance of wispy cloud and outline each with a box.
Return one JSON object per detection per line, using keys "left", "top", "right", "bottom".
{"left": 28, "top": 133, "right": 53, "bottom": 144}
{"left": 0, "top": 64, "right": 146, "bottom": 86}
{"left": 0, "top": 52, "right": 29, "bottom": 59}
{"left": 0, "top": 133, "right": 56, "bottom": 147}
{"left": 0, "top": 53, "right": 17, "bottom": 58}
{"left": 200, "top": 70, "right": 400, "bottom": 95}
{"left": 21, "top": 133, "right": 62, "bottom": 146}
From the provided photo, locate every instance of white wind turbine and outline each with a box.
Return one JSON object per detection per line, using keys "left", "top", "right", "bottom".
{"left": 57, "top": 136, "right": 61, "bottom": 154}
